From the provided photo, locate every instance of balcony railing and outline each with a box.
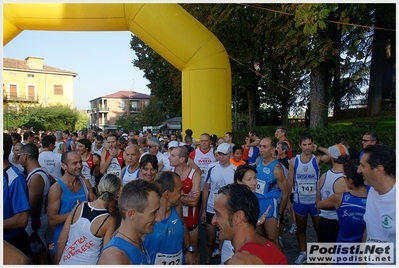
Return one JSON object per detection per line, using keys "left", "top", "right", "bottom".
{"left": 4, "top": 93, "right": 39, "bottom": 102}
{"left": 96, "top": 106, "right": 109, "bottom": 113}
{"left": 129, "top": 107, "right": 142, "bottom": 113}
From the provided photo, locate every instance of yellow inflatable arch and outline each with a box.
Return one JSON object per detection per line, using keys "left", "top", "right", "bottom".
{"left": 3, "top": 3, "right": 231, "bottom": 137}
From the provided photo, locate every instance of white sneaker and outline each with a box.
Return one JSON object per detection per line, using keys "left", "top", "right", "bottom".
{"left": 212, "top": 248, "right": 221, "bottom": 258}
{"left": 278, "top": 236, "right": 283, "bottom": 249}
{"left": 294, "top": 252, "right": 307, "bottom": 265}
{"left": 289, "top": 223, "right": 297, "bottom": 234}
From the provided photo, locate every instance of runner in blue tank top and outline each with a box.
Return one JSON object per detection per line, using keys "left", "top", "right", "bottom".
{"left": 98, "top": 179, "right": 162, "bottom": 264}
{"left": 255, "top": 137, "right": 288, "bottom": 251}
{"left": 47, "top": 151, "right": 96, "bottom": 260}
{"left": 287, "top": 133, "right": 330, "bottom": 265}
{"left": 317, "top": 159, "right": 369, "bottom": 265}
{"left": 143, "top": 171, "right": 195, "bottom": 264}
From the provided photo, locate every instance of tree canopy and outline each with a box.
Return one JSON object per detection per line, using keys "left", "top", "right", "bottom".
{"left": 129, "top": 3, "right": 395, "bottom": 129}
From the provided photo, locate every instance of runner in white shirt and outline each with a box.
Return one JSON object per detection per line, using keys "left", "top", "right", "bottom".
{"left": 38, "top": 135, "right": 63, "bottom": 180}
{"left": 358, "top": 144, "right": 396, "bottom": 265}
{"left": 201, "top": 143, "right": 236, "bottom": 265}
{"left": 121, "top": 145, "right": 140, "bottom": 186}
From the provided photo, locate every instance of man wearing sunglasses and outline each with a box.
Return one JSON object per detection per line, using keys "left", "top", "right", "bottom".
{"left": 359, "top": 132, "right": 378, "bottom": 160}
{"left": 147, "top": 137, "right": 171, "bottom": 172}
{"left": 19, "top": 144, "right": 55, "bottom": 264}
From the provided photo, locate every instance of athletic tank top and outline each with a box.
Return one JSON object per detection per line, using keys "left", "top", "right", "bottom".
{"left": 104, "top": 150, "right": 125, "bottom": 177}
{"left": 59, "top": 202, "right": 109, "bottom": 265}
{"left": 293, "top": 154, "right": 320, "bottom": 204}
{"left": 92, "top": 144, "right": 104, "bottom": 156}
{"left": 25, "top": 168, "right": 51, "bottom": 254}
{"left": 101, "top": 236, "right": 150, "bottom": 264}
{"left": 82, "top": 154, "right": 96, "bottom": 187}
{"left": 319, "top": 169, "right": 344, "bottom": 219}
{"left": 143, "top": 207, "right": 185, "bottom": 265}
{"left": 54, "top": 141, "right": 64, "bottom": 153}
{"left": 121, "top": 165, "right": 140, "bottom": 186}
{"left": 237, "top": 241, "right": 287, "bottom": 264}
{"left": 191, "top": 148, "right": 216, "bottom": 191}
{"left": 255, "top": 159, "right": 281, "bottom": 199}
{"left": 171, "top": 167, "right": 198, "bottom": 228}
{"left": 53, "top": 177, "right": 89, "bottom": 254}
{"left": 247, "top": 142, "right": 260, "bottom": 165}
{"left": 336, "top": 192, "right": 367, "bottom": 242}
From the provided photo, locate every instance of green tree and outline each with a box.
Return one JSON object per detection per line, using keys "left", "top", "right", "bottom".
{"left": 5, "top": 104, "right": 81, "bottom": 131}
{"left": 115, "top": 113, "right": 140, "bottom": 132}
{"left": 130, "top": 36, "right": 181, "bottom": 118}
{"left": 130, "top": 4, "right": 394, "bottom": 129}
{"left": 136, "top": 97, "right": 166, "bottom": 128}
{"left": 367, "top": 4, "right": 396, "bottom": 115}
{"left": 76, "top": 111, "right": 89, "bottom": 130}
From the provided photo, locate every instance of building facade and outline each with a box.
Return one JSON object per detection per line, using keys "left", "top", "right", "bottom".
{"left": 3, "top": 57, "right": 77, "bottom": 113}
{"left": 88, "top": 90, "right": 150, "bottom": 130}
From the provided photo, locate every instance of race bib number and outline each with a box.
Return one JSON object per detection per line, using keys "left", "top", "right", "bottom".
{"left": 256, "top": 179, "right": 266, "bottom": 195}
{"left": 107, "top": 163, "right": 121, "bottom": 177}
{"left": 154, "top": 250, "right": 183, "bottom": 265}
{"left": 182, "top": 205, "right": 188, "bottom": 217}
{"left": 298, "top": 182, "right": 316, "bottom": 195}
{"left": 81, "top": 165, "right": 91, "bottom": 180}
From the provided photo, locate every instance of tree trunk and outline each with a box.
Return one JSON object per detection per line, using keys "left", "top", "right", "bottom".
{"left": 280, "top": 89, "right": 290, "bottom": 126}
{"left": 381, "top": 11, "right": 395, "bottom": 104}
{"left": 310, "top": 63, "right": 332, "bottom": 128}
{"left": 246, "top": 85, "right": 260, "bottom": 127}
{"left": 368, "top": 7, "right": 390, "bottom": 116}
{"left": 333, "top": 24, "right": 342, "bottom": 118}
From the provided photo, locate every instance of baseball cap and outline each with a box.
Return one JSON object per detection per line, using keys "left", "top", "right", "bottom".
{"left": 216, "top": 143, "right": 232, "bottom": 154}
{"left": 159, "top": 137, "right": 164, "bottom": 141}
{"left": 149, "top": 137, "right": 160, "bottom": 145}
{"left": 168, "top": 141, "right": 179, "bottom": 149}
{"left": 122, "top": 133, "right": 128, "bottom": 138}
{"left": 328, "top": 144, "right": 349, "bottom": 159}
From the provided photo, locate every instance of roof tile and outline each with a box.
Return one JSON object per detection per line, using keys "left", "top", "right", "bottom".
{"left": 3, "top": 58, "right": 77, "bottom": 75}
{"left": 103, "top": 90, "right": 150, "bottom": 99}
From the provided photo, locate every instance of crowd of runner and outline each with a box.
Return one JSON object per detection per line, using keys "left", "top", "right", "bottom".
{"left": 3, "top": 126, "right": 396, "bottom": 265}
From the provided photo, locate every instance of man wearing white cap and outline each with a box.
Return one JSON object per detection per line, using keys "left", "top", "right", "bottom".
{"left": 147, "top": 137, "right": 171, "bottom": 172}
{"left": 164, "top": 140, "right": 179, "bottom": 157}
{"left": 316, "top": 144, "right": 349, "bottom": 244}
{"left": 201, "top": 143, "right": 236, "bottom": 265}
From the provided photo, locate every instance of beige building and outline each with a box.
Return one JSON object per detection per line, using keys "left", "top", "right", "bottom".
{"left": 3, "top": 57, "right": 77, "bottom": 113}
{"left": 89, "top": 90, "right": 150, "bottom": 130}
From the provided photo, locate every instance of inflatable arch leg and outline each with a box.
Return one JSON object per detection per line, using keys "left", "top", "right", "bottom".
{"left": 3, "top": 3, "right": 232, "bottom": 137}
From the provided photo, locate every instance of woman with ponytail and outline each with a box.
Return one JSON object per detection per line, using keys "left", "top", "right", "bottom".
{"left": 57, "top": 174, "right": 121, "bottom": 265}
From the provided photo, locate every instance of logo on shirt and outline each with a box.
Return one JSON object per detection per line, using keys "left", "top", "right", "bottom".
{"left": 263, "top": 167, "right": 271, "bottom": 174}
{"left": 381, "top": 214, "right": 393, "bottom": 229}
{"left": 171, "top": 219, "right": 178, "bottom": 225}
{"left": 344, "top": 194, "right": 350, "bottom": 201}
{"left": 303, "top": 166, "right": 308, "bottom": 172}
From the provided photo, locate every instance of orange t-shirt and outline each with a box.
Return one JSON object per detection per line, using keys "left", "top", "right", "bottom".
{"left": 230, "top": 158, "right": 246, "bottom": 167}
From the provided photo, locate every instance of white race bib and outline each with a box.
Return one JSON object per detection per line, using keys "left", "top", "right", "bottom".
{"left": 81, "top": 165, "right": 91, "bottom": 180}
{"left": 107, "top": 163, "right": 121, "bottom": 177}
{"left": 256, "top": 179, "right": 266, "bottom": 195}
{"left": 154, "top": 250, "right": 183, "bottom": 265}
{"left": 182, "top": 205, "right": 188, "bottom": 217}
{"left": 298, "top": 181, "right": 316, "bottom": 195}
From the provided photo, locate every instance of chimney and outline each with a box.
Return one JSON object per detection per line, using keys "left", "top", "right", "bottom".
{"left": 25, "top": 57, "right": 44, "bottom": 69}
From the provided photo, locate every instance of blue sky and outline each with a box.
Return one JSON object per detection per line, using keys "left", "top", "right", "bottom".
{"left": 3, "top": 30, "right": 151, "bottom": 110}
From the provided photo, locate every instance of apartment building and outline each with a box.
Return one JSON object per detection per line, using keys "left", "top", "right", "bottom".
{"left": 89, "top": 90, "right": 150, "bottom": 130}
{"left": 3, "top": 57, "right": 77, "bottom": 112}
